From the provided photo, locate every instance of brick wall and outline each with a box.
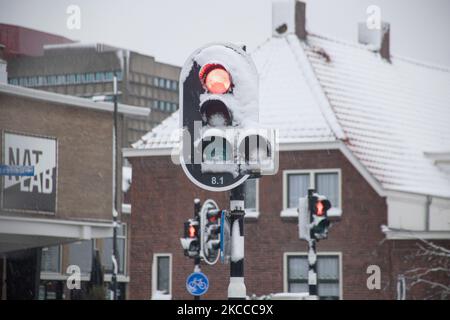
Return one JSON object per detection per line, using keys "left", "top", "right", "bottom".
{"left": 0, "top": 93, "right": 114, "bottom": 221}
{"left": 128, "top": 149, "right": 449, "bottom": 300}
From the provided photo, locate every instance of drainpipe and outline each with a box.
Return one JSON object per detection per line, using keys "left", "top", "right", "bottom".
{"left": 425, "top": 195, "right": 432, "bottom": 231}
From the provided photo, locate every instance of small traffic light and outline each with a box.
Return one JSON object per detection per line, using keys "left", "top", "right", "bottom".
{"left": 310, "top": 195, "right": 331, "bottom": 240}
{"left": 199, "top": 200, "right": 222, "bottom": 265}
{"left": 180, "top": 219, "right": 200, "bottom": 258}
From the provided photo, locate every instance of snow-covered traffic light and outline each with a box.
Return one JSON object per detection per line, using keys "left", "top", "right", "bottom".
{"left": 180, "top": 218, "right": 200, "bottom": 258}
{"left": 179, "top": 43, "right": 278, "bottom": 192}
{"left": 199, "top": 199, "right": 222, "bottom": 265}
{"left": 310, "top": 194, "right": 331, "bottom": 240}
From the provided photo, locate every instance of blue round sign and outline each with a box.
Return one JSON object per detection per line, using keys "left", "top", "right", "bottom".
{"left": 186, "top": 272, "right": 209, "bottom": 296}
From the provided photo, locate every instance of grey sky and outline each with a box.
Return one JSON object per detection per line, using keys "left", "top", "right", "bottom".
{"left": 0, "top": 0, "right": 449, "bottom": 67}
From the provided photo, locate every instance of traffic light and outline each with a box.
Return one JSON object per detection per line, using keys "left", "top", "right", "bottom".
{"left": 199, "top": 199, "right": 221, "bottom": 265}
{"left": 179, "top": 43, "right": 278, "bottom": 192}
{"left": 180, "top": 218, "right": 200, "bottom": 258}
{"left": 310, "top": 194, "right": 331, "bottom": 240}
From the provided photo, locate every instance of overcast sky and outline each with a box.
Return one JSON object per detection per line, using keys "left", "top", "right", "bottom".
{"left": 0, "top": 0, "right": 449, "bottom": 67}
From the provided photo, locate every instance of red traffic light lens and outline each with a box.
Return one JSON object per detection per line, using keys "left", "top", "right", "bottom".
{"left": 316, "top": 201, "right": 324, "bottom": 216}
{"left": 200, "top": 64, "right": 231, "bottom": 94}
{"left": 188, "top": 225, "right": 196, "bottom": 238}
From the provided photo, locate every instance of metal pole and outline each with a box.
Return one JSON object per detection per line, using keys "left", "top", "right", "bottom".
{"left": 194, "top": 198, "right": 201, "bottom": 301}
{"left": 228, "top": 183, "right": 246, "bottom": 300}
{"left": 111, "top": 74, "right": 119, "bottom": 300}
{"left": 307, "top": 189, "right": 318, "bottom": 298}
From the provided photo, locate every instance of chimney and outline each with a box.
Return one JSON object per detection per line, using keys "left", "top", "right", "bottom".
{"left": 272, "top": 0, "right": 306, "bottom": 40}
{"left": 358, "top": 22, "right": 390, "bottom": 61}
{"left": 0, "top": 44, "right": 7, "bottom": 83}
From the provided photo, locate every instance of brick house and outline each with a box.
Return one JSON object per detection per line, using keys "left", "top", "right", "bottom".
{"left": 124, "top": 1, "right": 450, "bottom": 300}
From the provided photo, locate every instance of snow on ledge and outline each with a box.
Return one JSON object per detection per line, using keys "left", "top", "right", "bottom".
{"left": 245, "top": 210, "right": 260, "bottom": 219}
{"left": 122, "top": 203, "right": 131, "bottom": 214}
{"left": 152, "top": 291, "right": 172, "bottom": 300}
{"left": 280, "top": 208, "right": 297, "bottom": 218}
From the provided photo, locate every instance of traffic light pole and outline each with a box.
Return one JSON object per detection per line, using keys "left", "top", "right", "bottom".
{"left": 194, "top": 198, "right": 201, "bottom": 301}
{"left": 307, "top": 189, "right": 318, "bottom": 298}
{"left": 228, "top": 183, "right": 246, "bottom": 300}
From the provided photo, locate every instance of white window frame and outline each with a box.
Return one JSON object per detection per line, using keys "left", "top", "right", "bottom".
{"left": 151, "top": 253, "right": 172, "bottom": 299}
{"left": 40, "top": 245, "right": 62, "bottom": 278}
{"left": 283, "top": 251, "right": 343, "bottom": 300}
{"left": 245, "top": 179, "right": 260, "bottom": 219}
{"left": 281, "top": 169, "right": 342, "bottom": 218}
{"left": 118, "top": 223, "right": 127, "bottom": 276}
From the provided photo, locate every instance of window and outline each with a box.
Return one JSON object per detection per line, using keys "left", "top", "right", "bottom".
{"left": 95, "top": 72, "right": 105, "bottom": 82}
{"left": 153, "top": 77, "right": 159, "bottom": 87}
{"left": 171, "top": 81, "right": 178, "bottom": 91}
{"left": 99, "top": 224, "right": 126, "bottom": 274}
{"left": 159, "top": 78, "right": 165, "bottom": 88}
{"left": 67, "top": 240, "right": 93, "bottom": 275}
{"left": 165, "top": 101, "right": 171, "bottom": 112}
{"left": 165, "top": 79, "right": 171, "bottom": 89}
{"left": 283, "top": 169, "right": 341, "bottom": 216}
{"left": 48, "top": 75, "right": 57, "bottom": 85}
{"left": 105, "top": 72, "right": 114, "bottom": 81}
{"left": 285, "top": 253, "right": 341, "bottom": 300}
{"left": 288, "top": 174, "right": 310, "bottom": 208}
{"left": 38, "top": 76, "right": 46, "bottom": 86}
{"left": 56, "top": 75, "right": 65, "bottom": 85}
{"left": 9, "top": 78, "right": 18, "bottom": 85}
{"left": 152, "top": 254, "right": 172, "bottom": 298}
{"left": 67, "top": 74, "right": 76, "bottom": 84}
{"left": 315, "top": 172, "right": 339, "bottom": 210}
{"left": 86, "top": 73, "right": 95, "bottom": 82}
{"left": 244, "top": 179, "right": 259, "bottom": 218}
{"left": 41, "top": 246, "right": 61, "bottom": 273}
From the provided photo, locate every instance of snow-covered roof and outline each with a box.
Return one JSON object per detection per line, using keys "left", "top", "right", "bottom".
{"left": 132, "top": 33, "right": 450, "bottom": 198}
{"left": 303, "top": 33, "right": 450, "bottom": 198}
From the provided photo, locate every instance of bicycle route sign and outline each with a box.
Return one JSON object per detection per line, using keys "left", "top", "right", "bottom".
{"left": 186, "top": 272, "right": 209, "bottom": 296}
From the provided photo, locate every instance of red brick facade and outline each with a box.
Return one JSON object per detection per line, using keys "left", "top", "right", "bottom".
{"left": 128, "top": 149, "right": 448, "bottom": 300}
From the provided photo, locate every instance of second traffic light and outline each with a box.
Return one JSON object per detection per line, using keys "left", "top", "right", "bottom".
{"left": 181, "top": 218, "right": 200, "bottom": 258}
{"left": 200, "top": 199, "right": 222, "bottom": 265}
{"left": 310, "top": 194, "right": 331, "bottom": 240}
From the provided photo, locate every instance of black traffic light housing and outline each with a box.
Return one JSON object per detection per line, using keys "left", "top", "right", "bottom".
{"left": 309, "top": 192, "right": 332, "bottom": 240}
{"left": 181, "top": 218, "right": 200, "bottom": 257}
{"left": 200, "top": 200, "right": 222, "bottom": 265}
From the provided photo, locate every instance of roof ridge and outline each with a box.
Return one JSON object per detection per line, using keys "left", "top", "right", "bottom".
{"left": 285, "top": 35, "right": 346, "bottom": 141}
{"left": 308, "top": 32, "right": 450, "bottom": 73}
